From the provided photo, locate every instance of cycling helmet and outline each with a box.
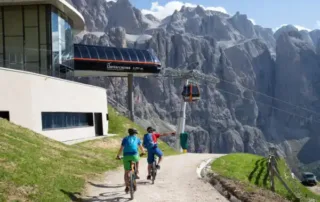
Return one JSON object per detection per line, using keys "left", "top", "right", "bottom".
{"left": 147, "top": 126, "right": 153, "bottom": 133}
{"left": 128, "top": 128, "right": 138, "bottom": 135}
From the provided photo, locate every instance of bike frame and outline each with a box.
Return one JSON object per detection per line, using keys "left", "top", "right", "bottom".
{"left": 151, "top": 155, "right": 158, "bottom": 184}
{"left": 128, "top": 161, "right": 137, "bottom": 199}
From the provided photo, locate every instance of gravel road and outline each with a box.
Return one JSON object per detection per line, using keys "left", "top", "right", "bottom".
{"left": 84, "top": 153, "right": 229, "bottom": 202}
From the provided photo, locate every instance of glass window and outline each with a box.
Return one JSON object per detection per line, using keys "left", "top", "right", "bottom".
{"left": 25, "top": 27, "right": 39, "bottom": 63}
{"left": 0, "top": 18, "right": 3, "bottom": 56}
{"left": 95, "top": 46, "right": 106, "bottom": 59}
{"left": 5, "top": 37, "right": 23, "bottom": 69}
{"left": 4, "top": 7, "right": 23, "bottom": 36}
{"left": 74, "top": 46, "right": 81, "bottom": 58}
{"left": 120, "top": 49, "right": 131, "bottom": 61}
{"left": 104, "top": 47, "right": 115, "bottom": 60}
{"left": 87, "top": 46, "right": 99, "bottom": 59}
{"left": 0, "top": 10, "right": 2, "bottom": 66}
{"left": 40, "top": 44, "right": 48, "bottom": 75}
{"left": 39, "top": 5, "right": 47, "bottom": 45}
{"left": 142, "top": 50, "right": 152, "bottom": 62}
{"left": 127, "top": 49, "right": 138, "bottom": 61}
{"left": 42, "top": 112, "right": 94, "bottom": 130}
{"left": 51, "top": 10, "right": 59, "bottom": 75}
{"left": 24, "top": 6, "right": 38, "bottom": 27}
{"left": 77, "top": 45, "right": 90, "bottom": 58}
{"left": 135, "top": 50, "right": 146, "bottom": 62}
{"left": 51, "top": 7, "right": 74, "bottom": 77}
{"left": 112, "top": 48, "right": 123, "bottom": 60}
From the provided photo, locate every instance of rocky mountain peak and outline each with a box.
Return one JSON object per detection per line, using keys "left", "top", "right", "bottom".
{"left": 116, "top": 0, "right": 131, "bottom": 6}
{"left": 274, "top": 24, "right": 298, "bottom": 40}
{"left": 228, "top": 11, "right": 256, "bottom": 39}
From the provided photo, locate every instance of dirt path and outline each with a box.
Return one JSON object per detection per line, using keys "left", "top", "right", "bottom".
{"left": 308, "top": 185, "right": 320, "bottom": 195}
{"left": 84, "top": 153, "right": 228, "bottom": 202}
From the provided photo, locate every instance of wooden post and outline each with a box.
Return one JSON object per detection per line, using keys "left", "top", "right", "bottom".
{"left": 272, "top": 165, "right": 298, "bottom": 199}
{"left": 269, "top": 155, "right": 275, "bottom": 192}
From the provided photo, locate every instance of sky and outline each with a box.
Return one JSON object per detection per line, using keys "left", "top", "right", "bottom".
{"left": 110, "top": 0, "right": 320, "bottom": 32}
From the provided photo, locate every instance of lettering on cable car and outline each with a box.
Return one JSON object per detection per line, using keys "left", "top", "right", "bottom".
{"left": 105, "top": 63, "right": 131, "bottom": 71}
{"left": 132, "top": 67, "right": 144, "bottom": 71}
{"left": 105, "top": 63, "right": 145, "bottom": 72}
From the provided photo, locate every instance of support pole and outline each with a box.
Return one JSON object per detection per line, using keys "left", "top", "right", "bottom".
{"left": 176, "top": 79, "right": 188, "bottom": 152}
{"left": 128, "top": 74, "right": 134, "bottom": 122}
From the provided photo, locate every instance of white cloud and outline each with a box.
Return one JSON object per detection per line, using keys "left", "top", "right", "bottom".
{"left": 248, "top": 18, "right": 256, "bottom": 25}
{"left": 141, "top": 1, "right": 227, "bottom": 20}
{"left": 294, "top": 25, "right": 311, "bottom": 31}
{"left": 316, "top": 20, "right": 320, "bottom": 28}
{"left": 273, "top": 24, "right": 311, "bottom": 32}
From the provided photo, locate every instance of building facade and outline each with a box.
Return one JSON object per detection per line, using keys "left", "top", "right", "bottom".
{"left": 0, "top": 1, "right": 109, "bottom": 142}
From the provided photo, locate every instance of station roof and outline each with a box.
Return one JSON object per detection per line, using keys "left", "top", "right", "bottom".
{"left": 74, "top": 44, "right": 161, "bottom": 65}
{"left": 73, "top": 44, "right": 162, "bottom": 77}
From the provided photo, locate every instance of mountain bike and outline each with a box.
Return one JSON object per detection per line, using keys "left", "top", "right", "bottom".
{"left": 150, "top": 155, "right": 158, "bottom": 184}
{"left": 117, "top": 153, "right": 144, "bottom": 200}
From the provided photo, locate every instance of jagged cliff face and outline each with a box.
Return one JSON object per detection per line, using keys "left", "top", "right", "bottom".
{"left": 70, "top": 0, "right": 320, "bottom": 175}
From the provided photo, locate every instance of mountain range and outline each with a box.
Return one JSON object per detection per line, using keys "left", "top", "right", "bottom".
{"left": 69, "top": 0, "right": 320, "bottom": 177}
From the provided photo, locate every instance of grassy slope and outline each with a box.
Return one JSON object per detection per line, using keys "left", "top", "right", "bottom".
{"left": 211, "top": 153, "right": 320, "bottom": 201}
{"left": 0, "top": 105, "right": 177, "bottom": 202}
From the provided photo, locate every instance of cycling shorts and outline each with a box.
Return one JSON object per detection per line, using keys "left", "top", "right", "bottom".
{"left": 147, "top": 146, "right": 163, "bottom": 164}
{"left": 123, "top": 154, "right": 140, "bottom": 171}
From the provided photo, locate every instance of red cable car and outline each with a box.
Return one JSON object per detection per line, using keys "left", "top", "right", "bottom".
{"left": 181, "top": 81, "right": 200, "bottom": 102}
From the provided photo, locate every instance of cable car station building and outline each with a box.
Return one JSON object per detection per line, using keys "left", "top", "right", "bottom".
{"left": 0, "top": 0, "right": 161, "bottom": 142}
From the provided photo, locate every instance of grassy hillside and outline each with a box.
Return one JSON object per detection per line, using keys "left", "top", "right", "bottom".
{"left": 212, "top": 153, "right": 320, "bottom": 202}
{"left": 0, "top": 105, "right": 177, "bottom": 202}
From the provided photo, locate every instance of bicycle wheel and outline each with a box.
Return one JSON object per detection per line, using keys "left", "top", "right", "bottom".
{"left": 129, "top": 171, "right": 135, "bottom": 199}
{"left": 151, "top": 162, "right": 156, "bottom": 184}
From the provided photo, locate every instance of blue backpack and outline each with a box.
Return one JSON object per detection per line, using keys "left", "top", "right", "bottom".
{"left": 123, "top": 135, "right": 140, "bottom": 155}
{"left": 143, "top": 133, "right": 155, "bottom": 149}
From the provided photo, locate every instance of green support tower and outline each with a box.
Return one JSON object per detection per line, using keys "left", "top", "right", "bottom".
{"left": 180, "top": 132, "right": 189, "bottom": 153}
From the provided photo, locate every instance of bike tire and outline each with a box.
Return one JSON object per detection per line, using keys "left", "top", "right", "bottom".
{"left": 152, "top": 162, "right": 156, "bottom": 184}
{"left": 129, "top": 171, "right": 135, "bottom": 200}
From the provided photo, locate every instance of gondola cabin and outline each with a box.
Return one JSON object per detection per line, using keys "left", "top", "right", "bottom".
{"left": 182, "top": 82, "right": 200, "bottom": 102}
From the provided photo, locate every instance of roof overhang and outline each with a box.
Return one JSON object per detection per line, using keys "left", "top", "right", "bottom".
{"left": 0, "top": 0, "right": 85, "bottom": 32}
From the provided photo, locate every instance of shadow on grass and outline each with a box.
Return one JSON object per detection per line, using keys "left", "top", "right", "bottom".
{"left": 255, "top": 159, "right": 266, "bottom": 185}
{"left": 262, "top": 160, "right": 269, "bottom": 187}
{"left": 248, "top": 159, "right": 261, "bottom": 181}
{"left": 248, "top": 158, "right": 270, "bottom": 187}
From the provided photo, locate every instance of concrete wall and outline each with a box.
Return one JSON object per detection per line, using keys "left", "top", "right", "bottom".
{"left": 0, "top": 67, "right": 108, "bottom": 142}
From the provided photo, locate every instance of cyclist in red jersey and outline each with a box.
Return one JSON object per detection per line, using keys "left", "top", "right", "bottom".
{"left": 143, "top": 127, "right": 176, "bottom": 180}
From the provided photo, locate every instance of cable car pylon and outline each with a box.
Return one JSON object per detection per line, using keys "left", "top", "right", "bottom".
{"left": 146, "top": 63, "right": 220, "bottom": 153}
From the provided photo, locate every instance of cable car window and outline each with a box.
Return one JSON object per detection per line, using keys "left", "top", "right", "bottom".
{"left": 142, "top": 50, "right": 152, "bottom": 62}
{"left": 127, "top": 49, "right": 138, "bottom": 61}
{"left": 104, "top": 47, "right": 115, "bottom": 60}
{"left": 87, "top": 46, "right": 99, "bottom": 59}
{"left": 94, "top": 46, "right": 106, "bottom": 59}
{"left": 152, "top": 54, "right": 160, "bottom": 63}
{"left": 110, "top": 48, "right": 122, "bottom": 60}
{"left": 120, "top": 49, "right": 131, "bottom": 61}
{"left": 182, "top": 86, "right": 190, "bottom": 96}
{"left": 74, "top": 46, "right": 81, "bottom": 58}
{"left": 192, "top": 86, "right": 200, "bottom": 95}
{"left": 135, "top": 50, "right": 146, "bottom": 62}
{"left": 78, "top": 45, "right": 90, "bottom": 58}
